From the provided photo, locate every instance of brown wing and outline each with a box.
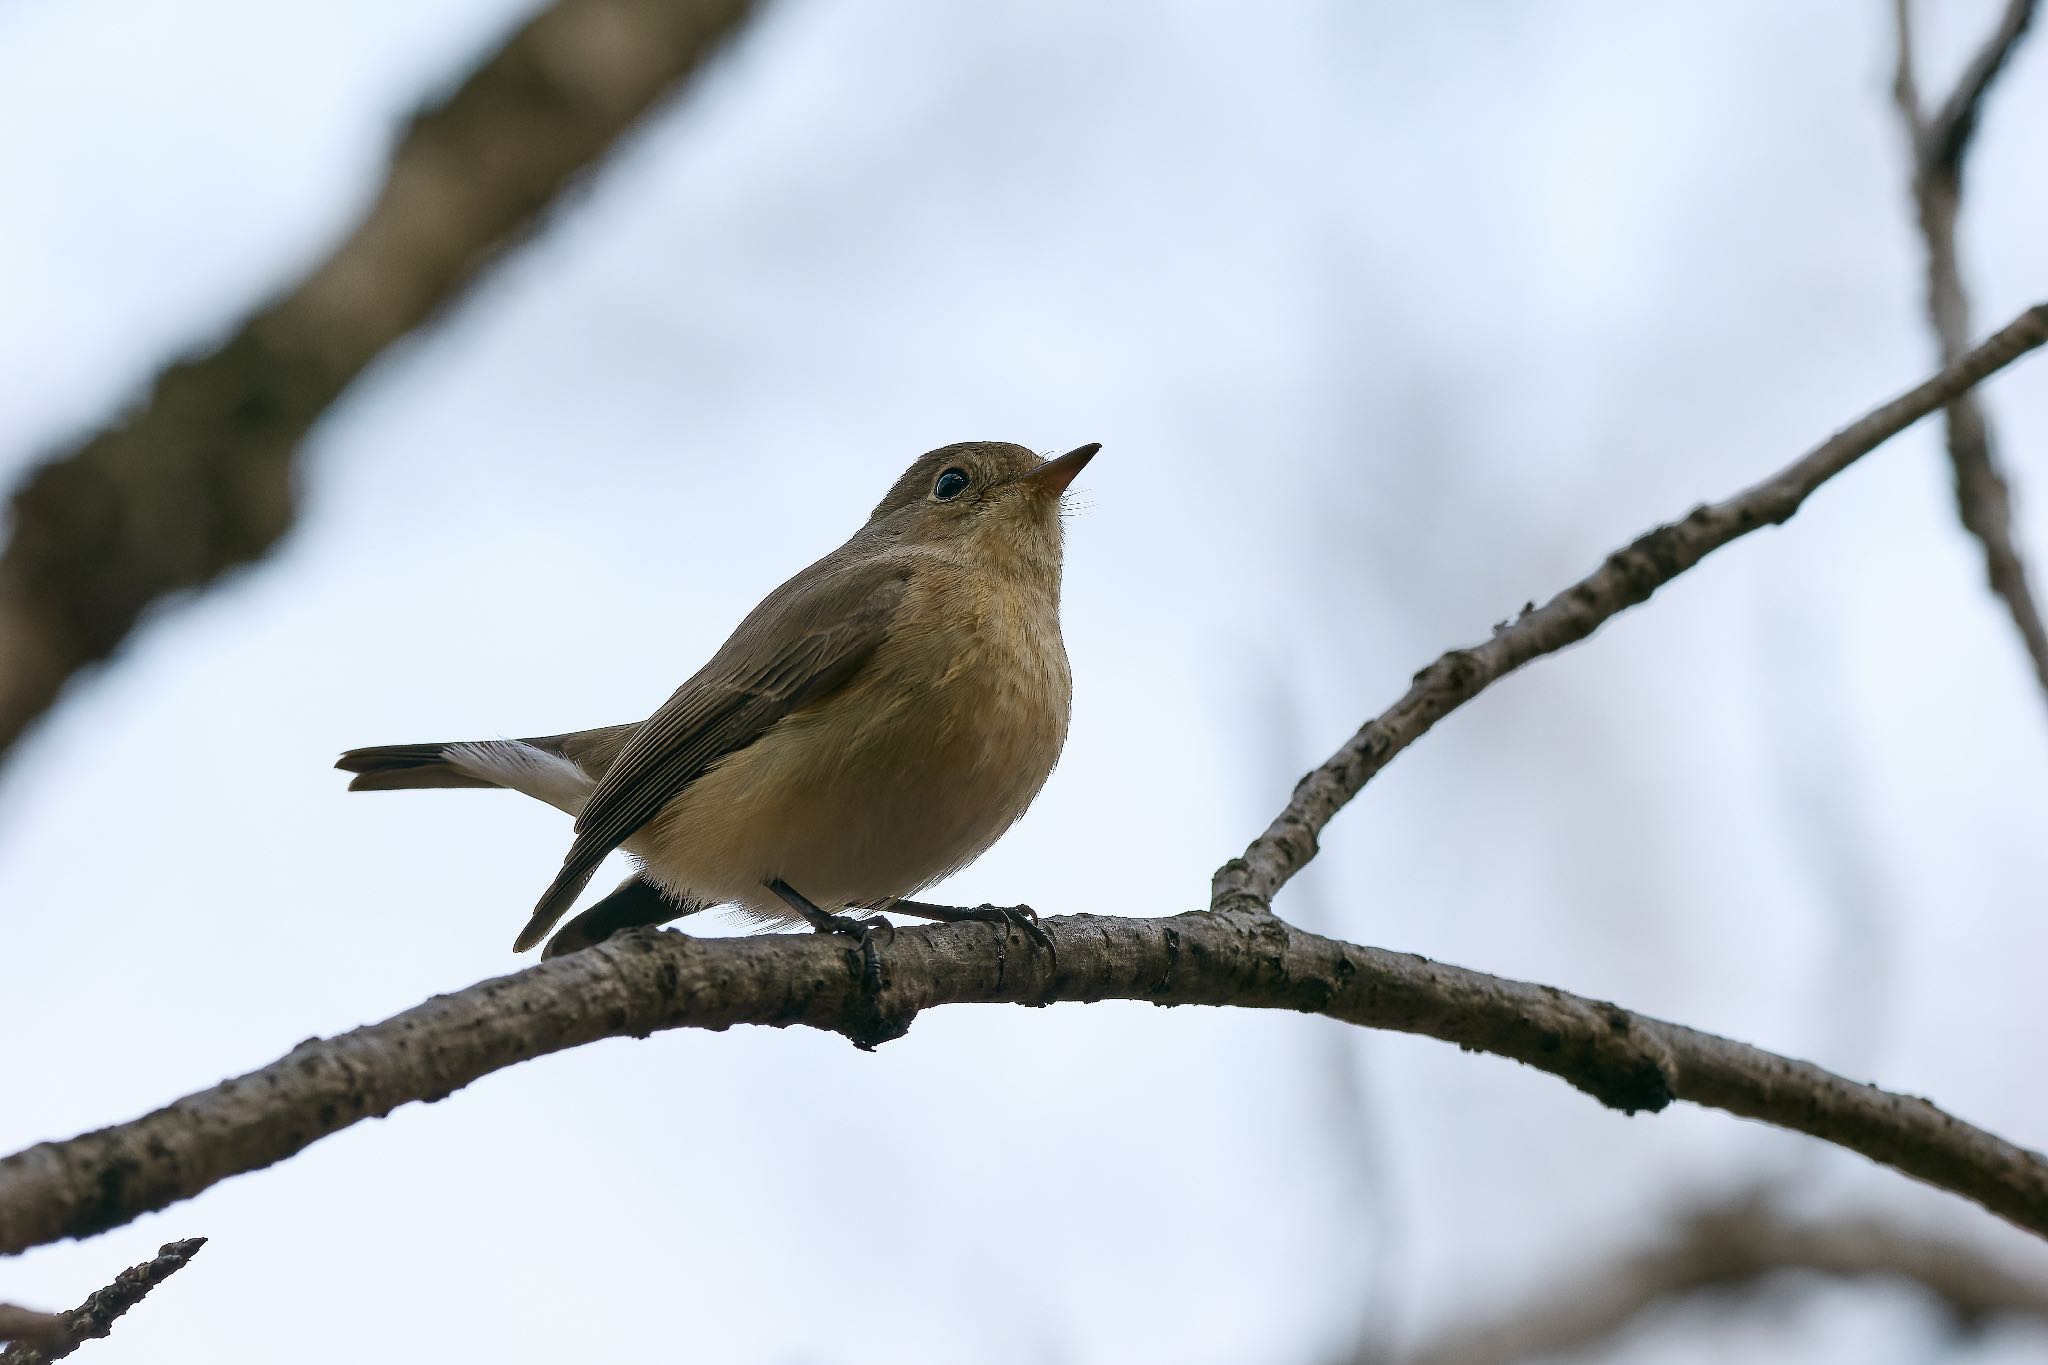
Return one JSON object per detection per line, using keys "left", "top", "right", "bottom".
{"left": 511, "top": 555, "right": 911, "bottom": 952}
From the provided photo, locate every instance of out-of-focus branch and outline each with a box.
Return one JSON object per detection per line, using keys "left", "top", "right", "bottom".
{"left": 4, "top": 309, "right": 2047, "bottom": 1256}
{"left": 1912, "top": 0, "right": 2040, "bottom": 175}
{"left": 1212, "top": 303, "right": 2048, "bottom": 916}
{"left": 0, "top": 1239, "right": 205, "bottom": 1364}
{"left": 1385, "top": 1198, "right": 2048, "bottom": 1365}
{"left": 1891, "top": 0, "right": 2048, "bottom": 702}
{"left": 0, "top": 1310, "right": 63, "bottom": 1350}
{"left": 0, "top": 0, "right": 759, "bottom": 765}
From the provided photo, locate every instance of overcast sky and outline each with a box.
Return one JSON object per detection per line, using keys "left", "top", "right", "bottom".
{"left": 3, "top": 2, "right": 2047, "bottom": 1362}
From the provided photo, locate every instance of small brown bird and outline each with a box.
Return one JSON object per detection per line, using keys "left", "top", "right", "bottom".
{"left": 337, "top": 441, "right": 1095, "bottom": 958}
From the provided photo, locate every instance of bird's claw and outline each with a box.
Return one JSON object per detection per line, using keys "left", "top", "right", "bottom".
{"left": 810, "top": 911, "right": 875, "bottom": 940}
{"left": 810, "top": 913, "right": 891, "bottom": 995}
{"left": 964, "top": 902, "right": 1052, "bottom": 953}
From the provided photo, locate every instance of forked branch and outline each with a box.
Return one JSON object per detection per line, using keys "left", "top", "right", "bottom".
{"left": 1890, "top": 0, "right": 2048, "bottom": 701}
{"left": 1213, "top": 302, "right": 2048, "bottom": 911}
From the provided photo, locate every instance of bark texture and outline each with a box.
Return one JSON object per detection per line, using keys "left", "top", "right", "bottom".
{"left": 6, "top": 910, "right": 2048, "bottom": 1255}
{"left": 0, "top": 1239, "right": 204, "bottom": 1364}
{"left": 0, "top": 0, "right": 758, "bottom": 762}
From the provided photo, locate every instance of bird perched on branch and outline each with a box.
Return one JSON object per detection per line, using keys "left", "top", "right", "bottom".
{"left": 337, "top": 441, "right": 1095, "bottom": 959}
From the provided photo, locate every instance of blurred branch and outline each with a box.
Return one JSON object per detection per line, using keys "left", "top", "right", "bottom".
{"left": 1904, "top": 0, "right": 2039, "bottom": 175}
{"left": 1891, "top": 0, "right": 2048, "bottom": 702}
{"left": 0, "top": 1310, "right": 63, "bottom": 1350}
{"left": 0, "top": 0, "right": 759, "bottom": 765}
{"left": 1314, "top": 1025, "right": 1404, "bottom": 1365}
{"left": 1260, "top": 673, "right": 1406, "bottom": 1360}
{"left": 0, "top": 1238, "right": 205, "bottom": 1363}
{"left": 1384, "top": 1196, "right": 2048, "bottom": 1365}
{"left": 6, "top": 307, "right": 2048, "bottom": 1256}
{"left": 1212, "top": 303, "right": 2048, "bottom": 916}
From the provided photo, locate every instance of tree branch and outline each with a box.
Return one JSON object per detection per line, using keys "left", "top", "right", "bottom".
{"left": 1212, "top": 302, "right": 2048, "bottom": 913}
{"left": 0, "top": 1239, "right": 205, "bottom": 1364}
{"left": 0, "top": 1311, "right": 63, "bottom": 1351}
{"left": 7, "top": 901, "right": 2048, "bottom": 1254}
{"left": 5, "top": 306, "right": 2046, "bottom": 1257}
{"left": 0, "top": 0, "right": 759, "bottom": 765}
{"left": 1388, "top": 1197, "right": 2048, "bottom": 1365}
{"left": 1890, "top": 0, "right": 2048, "bottom": 704}
{"left": 1914, "top": 0, "right": 2039, "bottom": 176}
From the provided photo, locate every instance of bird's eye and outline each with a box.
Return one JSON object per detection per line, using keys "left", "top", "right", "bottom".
{"left": 933, "top": 467, "right": 971, "bottom": 501}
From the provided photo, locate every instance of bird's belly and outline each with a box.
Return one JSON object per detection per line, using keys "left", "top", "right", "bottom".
{"left": 629, "top": 668, "right": 1066, "bottom": 924}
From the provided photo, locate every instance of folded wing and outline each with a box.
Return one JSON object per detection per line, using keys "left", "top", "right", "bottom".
{"left": 512, "top": 555, "right": 912, "bottom": 952}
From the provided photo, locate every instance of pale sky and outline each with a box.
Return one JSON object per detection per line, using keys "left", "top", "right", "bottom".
{"left": 3, "top": 3, "right": 2047, "bottom": 1362}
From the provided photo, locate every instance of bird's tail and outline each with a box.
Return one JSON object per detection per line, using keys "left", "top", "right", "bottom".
{"left": 514, "top": 860, "right": 599, "bottom": 954}
{"left": 336, "top": 737, "right": 599, "bottom": 815}
{"left": 335, "top": 742, "right": 498, "bottom": 792}
{"left": 339, "top": 734, "right": 615, "bottom": 952}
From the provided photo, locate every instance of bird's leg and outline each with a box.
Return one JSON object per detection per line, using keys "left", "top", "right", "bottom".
{"left": 767, "top": 879, "right": 888, "bottom": 995}
{"left": 767, "top": 878, "right": 876, "bottom": 937}
{"left": 885, "top": 898, "right": 1053, "bottom": 953}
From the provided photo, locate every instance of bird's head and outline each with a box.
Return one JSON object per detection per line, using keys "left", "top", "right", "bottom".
{"left": 864, "top": 440, "right": 1098, "bottom": 577}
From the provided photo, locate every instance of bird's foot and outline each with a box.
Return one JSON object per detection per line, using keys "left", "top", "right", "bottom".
{"left": 811, "top": 910, "right": 878, "bottom": 940}
{"left": 767, "top": 880, "right": 892, "bottom": 996}
{"left": 886, "top": 899, "right": 1054, "bottom": 954}
{"left": 959, "top": 902, "right": 1052, "bottom": 953}
{"left": 818, "top": 916, "right": 894, "bottom": 997}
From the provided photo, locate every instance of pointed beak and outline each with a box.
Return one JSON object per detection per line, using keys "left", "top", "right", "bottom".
{"left": 1019, "top": 442, "right": 1100, "bottom": 497}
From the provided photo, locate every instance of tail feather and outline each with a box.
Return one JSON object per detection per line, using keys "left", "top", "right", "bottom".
{"left": 513, "top": 861, "right": 599, "bottom": 953}
{"left": 340, "top": 734, "right": 614, "bottom": 952}
{"left": 336, "top": 742, "right": 498, "bottom": 792}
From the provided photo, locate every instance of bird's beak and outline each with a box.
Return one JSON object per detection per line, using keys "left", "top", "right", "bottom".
{"left": 1019, "top": 443, "right": 1100, "bottom": 497}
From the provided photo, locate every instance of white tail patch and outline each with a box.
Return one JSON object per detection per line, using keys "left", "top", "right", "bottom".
{"left": 443, "top": 741, "right": 595, "bottom": 816}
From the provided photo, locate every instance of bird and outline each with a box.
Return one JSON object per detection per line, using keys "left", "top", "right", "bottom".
{"left": 336, "top": 440, "right": 1095, "bottom": 959}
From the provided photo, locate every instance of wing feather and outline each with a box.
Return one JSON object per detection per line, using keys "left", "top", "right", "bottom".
{"left": 511, "top": 556, "right": 911, "bottom": 951}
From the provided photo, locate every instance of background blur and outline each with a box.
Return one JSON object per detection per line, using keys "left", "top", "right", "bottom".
{"left": 3, "top": 1, "right": 2046, "bottom": 1361}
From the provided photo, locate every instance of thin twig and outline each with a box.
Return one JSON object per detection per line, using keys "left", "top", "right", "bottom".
{"left": 1918, "top": 0, "right": 2040, "bottom": 175}
{"left": 1389, "top": 1196, "right": 2048, "bottom": 1365}
{"left": 3, "top": 307, "right": 2046, "bottom": 1256}
{"left": 0, "top": 1239, "right": 205, "bottom": 1364}
{"left": 1212, "top": 302, "right": 2048, "bottom": 914}
{"left": 1891, "top": 0, "right": 2048, "bottom": 702}
{"left": 0, "top": 0, "right": 760, "bottom": 766}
